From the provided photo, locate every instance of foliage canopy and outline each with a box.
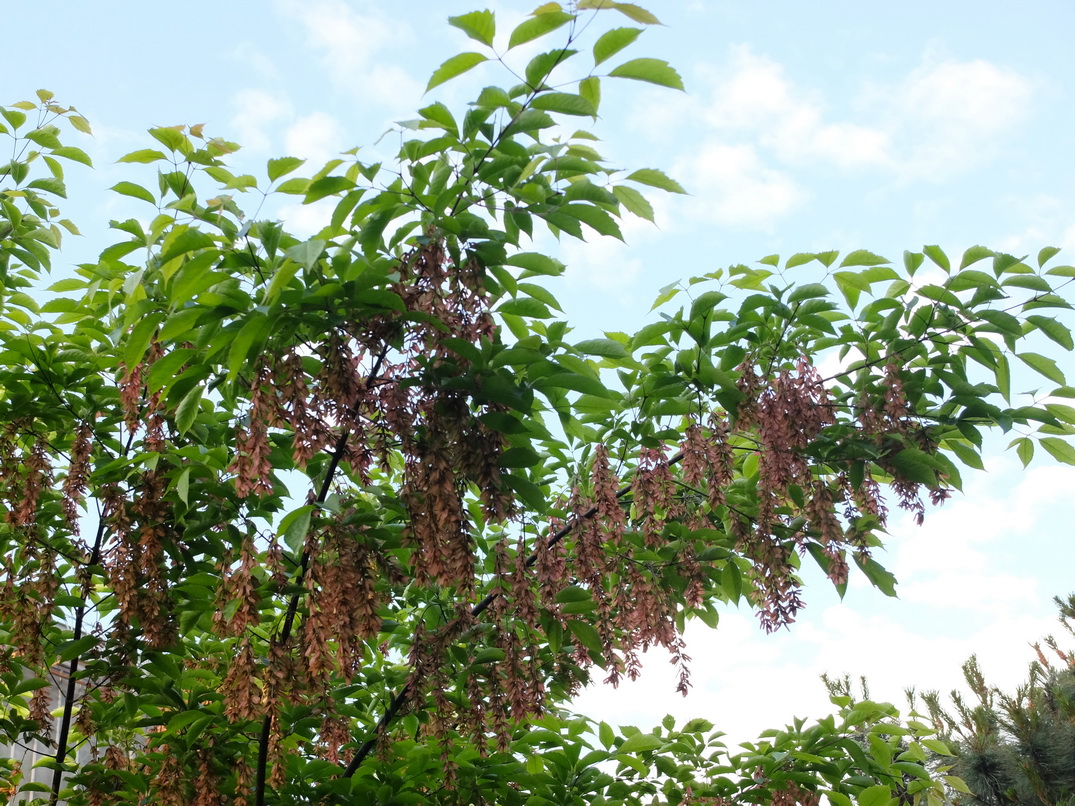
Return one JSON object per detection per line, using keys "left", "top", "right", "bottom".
{"left": 0, "top": 3, "right": 1073, "bottom": 805}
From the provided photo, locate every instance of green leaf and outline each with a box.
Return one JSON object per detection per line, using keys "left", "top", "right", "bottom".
{"left": 149, "top": 126, "right": 189, "bottom": 153}
{"left": 625, "top": 168, "right": 685, "bottom": 193}
{"left": 960, "top": 245, "right": 994, "bottom": 269}
{"left": 888, "top": 447, "right": 939, "bottom": 486}
{"left": 613, "top": 185, "right": 653, "bottom": 221}
{"left": 1012, "top": 436, "right": 1034, "bottom": 467}
{"left": 507, "top": 11, "right": 573, "bottom": 49}
{"left": 840, "top": 249, "right": 889, "bottom": 267}
{"left": 1040, "top": 437, "right": 1075, "bottom": 465}
{"left": 12, "top": 677, "right": 49, "bottom": 696}
{"left": 158, "top": 228, "right": 215, "bottom": 264}
{"left": 855, "top": 556, "right": 898, "bottom": 597}
{"left": 1002, "top": 274, "right": 1052, "bottom": 292}
{"left": 682, "top": 718, "right": 713, "bottom": 733}
{"left": 857, "top": 785, "right": 893, "bottom": 806}
{"left": 593, "top": 27, "right": 643, "bottom": 65}
{"left": 285, "top": 239, "right": 326, "bottom": 271}
{"left": 579, "top": 1, "right": 661, "bottom": 24}
{"left": 575, "top": 338, "right": 628, "bottom": 359}
{"left": 524, "top": 50, "right": 578, "bottom": 88}
{"left": 788, "top": 283, "right": 830, "bottom": 304}
{"left": 945, "top": 776, "right": 973, "bottom": 795}
{"left": 536, "top": 372, "right": 612, "bottom": 398}
{"left": 568, "top": 620, "right": 603, "bottom": 654}
{"left": 721, "top": 561, "right": 743, "bottom": 602}
{"left": 650, "top": 282, "right": 681, "bottom": 310}
{"left": 498, "top": 298, "right": 553, "bottom": 318}
{"left": 608, "top": 58, "right": 684, "bottom": 90}
{"left": 52, "top": 145, "right": 93, "bottom": 167}
{"left": 111, "top": 181, "right": 156, "bottom": 205}
{"left": 618, "top": 732, "right": 662, "bottom": 754}
{"left": 563, "top": 204, "right": 623, "bottom": 239}
{"left": 419, "top": 102, "right": 458, "bottom": 132}
{"left": 473, "top": 648, "right": 506, "bottom": 665}
{"left": 785, "top": 252, "right": 818, "bottom": 269}
{"left": 117, "top": 148, "right": 168, "bottom": 164}
{"left": 279, "top": 505, "right": 315, "bottom": 553}
{"left": 266, "top": 261, "right": 301, "bottom": 305}
{"left": 505, "top": 252, "right": 565, "bottom": 276}
{"left": 1027, "top": 315, "right": 1073, "bottom": 350}
{"left": 174, "top": 467, "right": 190, "bottom": 505}
{"left": 947, "top": 269, "right": 998, "bottom": 291}
{"left": 227, "top": 312, "right": 271, "bottom": 381}
{"left": 58, "top": 636, "right": 97, "bottom": 663}
{"left": 1038, "top": 246, "right": 1061, "bottom": 267}
{"left": 448, "top": 10, "right": 495, "bottom": 47}
{"left": 599, "top": 721, "right": 615, "bottom": 748}
{"left": 1047, "top": 403, "right": 1075, "bottom": 423}
{"left": 125, "top": 313, "right": 164, "bottom": 369}
{"left": 268, "top": 157, "right": 306, "bottom": 182}
{"left": 1018, "top": 352, "right": 1066, "bottom": 385}
{"left": 502, "top": 472, "right": 546, "bottom": 510}
{"left": 68, "top": 115, "right": 92, "bottom": 134}
{"left": 921, "top": 738, "right": 954, "bottom": 757}
{"left": 578, "top": 76, "right": 601, "bottom": 114}
{"left": 175, "top": 385, "right": 203, "bottom": 436}
{"left": 979, "top": 309, "right": 1022, "bottom": 336}
{"left": 146, "top": 348, "right": 196, "bottom": 393}
{"left": 426, "top": 52, "right": 489, "bottom": 92}
{"left": 949, "top": 441, "right": 984, "bottom": 471}
{"left": 276, "top": 177, "right": 310, "bottom": 195}
{"left": 499, "top": 446, "right": 541, "bottom": 468}
{"left": 159, "top": 307, "right": 205, "bottom": 342}
{"left": 530, "top": 92, "right": 595, "bottom": 116}
{"left": 923, "top": 244, "right": 950, "bottom": 272}
{"left": 608, "top": 2, "right": 660, "bottom": 24}
{"left": 305, "top": 176, "right": 353, "bottom": 203}
{"left": 0, "top": 107, "right": 26, "bottom": 129}
{"left": 27, "top": 177, "right": 66, "bottom": 198}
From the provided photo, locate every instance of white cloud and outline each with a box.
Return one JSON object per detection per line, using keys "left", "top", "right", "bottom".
{"left": 229, "top": 88, "right": 293, "bottom": 154}
{"left": 561, "top": 237, "right": 644, "bottom": 304}
{"left": 880, "top": 56, "right": 1035, "bottom": 180}
{"left": 991, "top": 194, "right": 1070, "bottom": 255}
{"left": 284, "top": 111, "right": 347, "bottom": 165}
{"left": 641, "top": 46, "right": 1037, "bottom": 215}
{"left": 274, "top": 0, "right": 423, "bottom": 110}
{"left": 275, "top": 198, "right": 336, "bottom": 239}
{"left": 678, "top": 143, "right": 807, "bottom": 229}
{"left": 230, "top": 41, "right": 281, "bottom": 80}
{"left": 698, "top": 47, "right": 893, "bottom": 171}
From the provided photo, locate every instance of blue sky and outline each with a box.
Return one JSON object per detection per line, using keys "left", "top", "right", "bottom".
{"left": 8, "top": 1, "right": 1075, "bottom": 742}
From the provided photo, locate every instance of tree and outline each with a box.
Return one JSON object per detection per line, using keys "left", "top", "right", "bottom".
{"left": 0, "top": 3, "right": 1073, "bottom": 804}
{"left": 922, "top": 594, "right": 1075, "bottom": 806}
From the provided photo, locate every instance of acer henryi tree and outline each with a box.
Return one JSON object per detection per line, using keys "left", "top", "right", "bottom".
{"left": 1, "top": 3, "right": 1074, "bottom": 805}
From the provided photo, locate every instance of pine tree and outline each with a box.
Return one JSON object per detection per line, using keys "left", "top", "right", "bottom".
{"left": 924, "top": 595, "right": 1075, "bottom": 806}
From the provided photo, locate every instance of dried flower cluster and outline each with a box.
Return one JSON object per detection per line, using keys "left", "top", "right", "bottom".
{"left": 0, "top": 228, "right": 959, "bottom": 803}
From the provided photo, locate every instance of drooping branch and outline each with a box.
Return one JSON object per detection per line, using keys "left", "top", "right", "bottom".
{"left": 339, "top": 449, "right": 685, "bottom": 781}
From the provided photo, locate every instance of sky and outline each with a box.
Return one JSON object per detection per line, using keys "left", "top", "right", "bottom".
{"left": 7, "top": 1, "right": 1075, "bottom": 746}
